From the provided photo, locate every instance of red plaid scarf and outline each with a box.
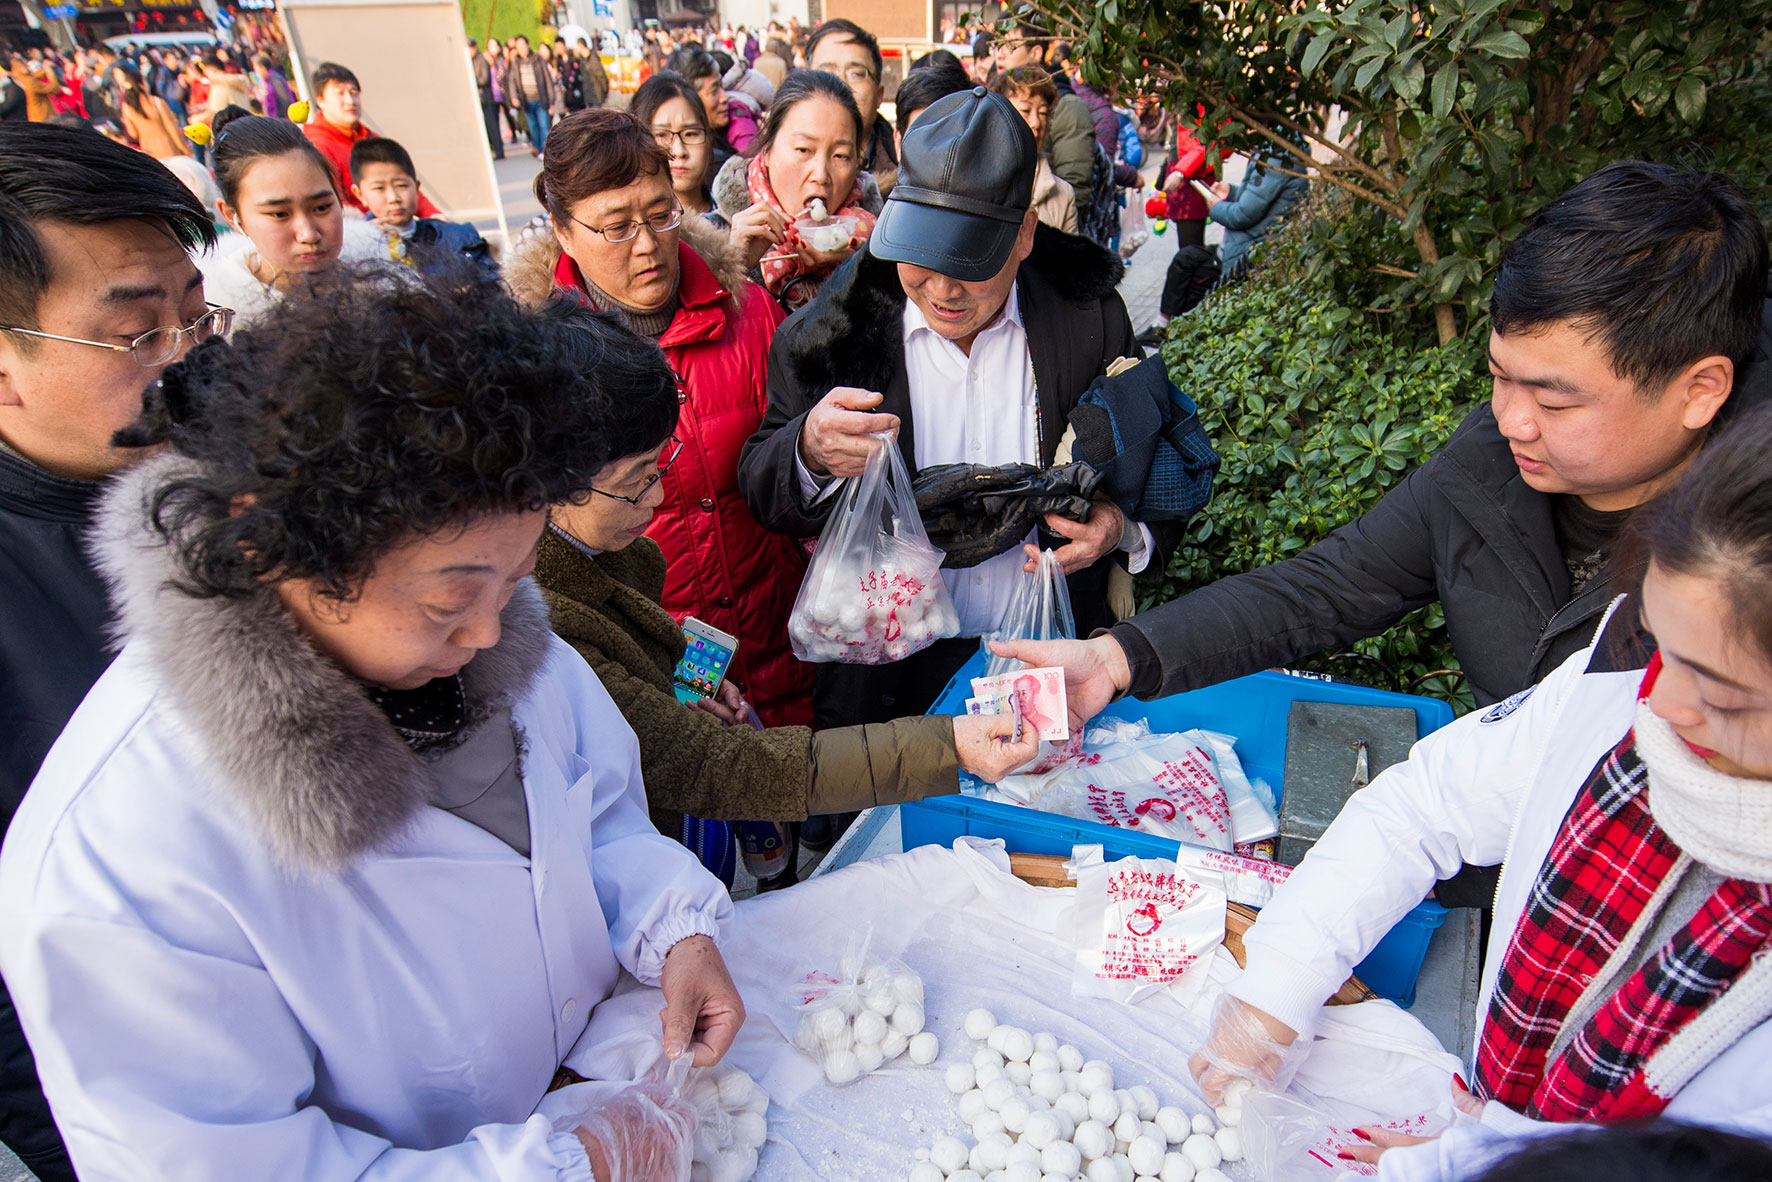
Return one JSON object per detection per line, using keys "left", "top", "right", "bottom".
{"left": 1475, "top": 657, "right": 1772, "bottom": 1121}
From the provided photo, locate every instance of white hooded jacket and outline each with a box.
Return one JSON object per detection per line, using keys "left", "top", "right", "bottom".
{"left": 1229, "top": 603, "right": 1772, "bottom": 1180}
{"left": 0, "top": 456, "right": 732, "bottom": 1181}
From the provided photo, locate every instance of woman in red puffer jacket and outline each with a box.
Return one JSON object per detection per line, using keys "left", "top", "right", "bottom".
{"left": 1161, "top": 121, "right": 1221, "bottom": 249}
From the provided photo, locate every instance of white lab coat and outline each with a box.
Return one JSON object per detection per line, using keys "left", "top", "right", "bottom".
{"left": 1227, "top": 603, "right": 1772, "bottom": 1180}
{"left": 0, "top": 606, "right": 731, "bottom": 1180}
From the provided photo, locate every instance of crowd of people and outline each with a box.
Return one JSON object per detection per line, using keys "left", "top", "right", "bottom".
{"left": 0, "top": 8, "right": 1770, "bottom": 1182}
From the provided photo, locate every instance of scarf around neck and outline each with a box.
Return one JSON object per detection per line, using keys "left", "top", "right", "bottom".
{"left": 745, "top": 151, "right": 876, "bottom": 310}
{"left": 1474, "top": 655, "right": 1772, "bottom": 1123}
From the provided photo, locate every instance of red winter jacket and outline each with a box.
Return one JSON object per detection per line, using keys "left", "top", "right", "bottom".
{"left": 1163, "top": 125, "right": 1218, "bottom": 223}
{"left": 302, "top": 116, "right": 440, "bottom": 216}
{"left": 553, "top": 242, "right": 814, "bottom": 728}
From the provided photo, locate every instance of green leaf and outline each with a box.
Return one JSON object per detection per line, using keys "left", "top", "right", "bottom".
{"left": 1355, "top": 54, "right": 1388, "bottom": 91}
{"left": 1430, "top": 63, "right": 1459, "bottom": 119}
{"left": 1470, "top": 28, "right": 1529, "bottom": 58}
{"left": 1674, "top": 74, "right": 1707, "bottom": 124}
{"left": 1301, "top": 29, "right": 1337, "bottom": 77}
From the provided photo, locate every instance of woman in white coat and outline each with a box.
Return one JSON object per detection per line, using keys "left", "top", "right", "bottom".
{"left": 0, "top": 276, "right": 743, "bottom": 1181}
{"left": 1184, "top": 404, "right": 1772, "bottom": 1179}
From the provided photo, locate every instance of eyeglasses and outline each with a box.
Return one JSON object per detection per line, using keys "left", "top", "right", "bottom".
{"left": 652, "top": 126, "right": 709, "bottom": 146}
{"left": 571, "top": 205, "right": 685, "bottom": 243}
{"left": 813, "top": 62, "right": 878, "bottom": 84}
{"left": 0, "top": 304, "right": 234, "bottom": 367}
{"left": 591, "top": 435, "right": 684, "bottom": 504}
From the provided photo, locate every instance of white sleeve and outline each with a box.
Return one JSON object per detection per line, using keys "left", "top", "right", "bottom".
{"left": 794, "top": 446, "right": 845, "bottom": 507}
{"left": 1, "top": 916, "right": 595, "bottom": 1182}
{"left": 1118, "top": 521, "right": 1155, "bottom": 575}
{"left": 1230, "top": 645, "right": 1592, "bottom": 1036}
{"left": 572, "top": 665, "right": 734, "bottom": 985}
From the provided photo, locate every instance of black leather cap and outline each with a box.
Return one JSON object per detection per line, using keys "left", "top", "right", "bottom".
{"left": 869, "top": 87, "right": 1036, "bottom": 282}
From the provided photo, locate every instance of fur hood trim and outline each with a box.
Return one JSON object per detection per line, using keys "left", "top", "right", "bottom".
{"left": 710, "top": 153, "right": 886, "bottom": 225}
{"left": 503, "top": 215, "right": 753, "bottom": 312}
{"left": 197, "top": 219, "right": 392, "bottom": 328}
{"left": 780, "top": 221, "right": 1125, "bottom": 399}
{"left": 90, "top": 454, "right": 555, "bottom": 874}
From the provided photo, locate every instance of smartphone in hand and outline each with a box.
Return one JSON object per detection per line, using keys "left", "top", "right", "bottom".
{"left": 671, "top": 617, "right": 740, "bottom": 706}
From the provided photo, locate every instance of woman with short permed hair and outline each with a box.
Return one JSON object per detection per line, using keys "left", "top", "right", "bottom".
{"left": 0, "top": 270, "right": 741, "bottom": 1181}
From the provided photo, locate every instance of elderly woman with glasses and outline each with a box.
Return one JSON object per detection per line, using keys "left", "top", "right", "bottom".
{"left": 535, "top": 312, "right": 1039, "bottom": 885}
{"left": 510, "top": 107, "right": 817, "bottom": 745}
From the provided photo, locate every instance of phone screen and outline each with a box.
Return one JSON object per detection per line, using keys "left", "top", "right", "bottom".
{"left": 672, "top": 626, "right": 736, "bottom": 705}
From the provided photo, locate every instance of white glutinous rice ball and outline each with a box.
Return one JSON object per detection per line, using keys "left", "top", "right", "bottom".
{"left": 972, "top": 1111, "right": 1007, "bottom": 1142}
{"left": 1006, "top": 1062, "right": 1033, "bottom": 1086}
{"left": 1057, "top": 1045, "right": 1086, "bottom": 1073}
{"left": 740, "top": 1088, "right": 768, "bottom": 1117}
{"left": 864, "top": 989, "right": 897, "bottom": 1016}
{"left": 716, "top": 1070, "right": 755, "bottom": 1109}
{"left": 892, "top": 1002, "right": 926, "bottom": 1035}
{"left": 966, "top": 1009, "right": 999, "bottom": 1041}
{"left": 1055, "top": 1092, "right": 1091, "bottom": 1125}
{"left": 1051, "top": 1108, "right": 1077, "bottom": 1142}
{"left": 1001, "top": 1028, "right": 1035, "bottom": 1064}
{"left": 1154, "top": 1107, "right": 1190, "bottom": 1145}
{"left": 882, "top": 1030, "right": 911, "bottom": 1061}
{"left": 1127, "top": 1135, "right": 1166, "bottom": 1179}
{"left": 1212, "top": 1105, "right": 1240, "bottom": 1128}
{"left": 1114, "top": 1090, "right": 1137, "bottom": 1116}
{"left": 1004, "top": 1164, "right": 1043, "bottom": 1182}
{"left": 1086, "top": 1090, "right": 1121, "bottom": 1125}
{"left": 809, "top": 1006, "right": 847, "bottom": 1043}
{"left": 999, "top": 1097, "right": 1031, "bottom": 1134}
{"left": 1059, "top": 1070, "right": 1085, "bottom": 1096}
{"left": 1112, "top": 1111, "right": 1142, "bottom": 1144}
{"left": 1023, "top": 1111, "right": 1063, "bottom": 1150}
{"left": 932, "top": 1136, "right": 971, "bottom": 1175}
{"left": 1158, "top": 1153, "right": 1194, "bottom": 1182}
{"left": 1222, "top": 1079, "right": 1252, "bottom": 1109}
{"left": 1073, "top": 1119, "right": 1114, "bottom": 1161}
{"left": 837, "top": 603, "right": 865, "bottom": 633}
{"left": 1028, "top": 1050, "right": 1061, "bottom": 1076}
{"left": 947, "top": 1063, "right": 978, "bottom": 1094}
{"left": 1031, "top": 1070, "right": 1065, "bottom": 1103}
{"left": 853, "top": 1010, "right": 889, "bottom": 1046}
{"left": 1180, "top": 1134, "right": 1221, "bottom": 1171}
{"left": 1084, "top": 1158, "right": 1119, "bottom": 1182}
{"left": 1141, "top": 1121, "right": 1164, "bottom": 1145}
{"left": 987, "top": 1025, "right": 1011, "bottom": 1053}
{"left": 983, "top": 1078, "right": 1018, "bottom": 1112}
{"left": 972, "top": 1132, "right": 1014, "bottom": 1173}
{"left": 909, "top": 1164, "right": 946, "bottom": 1182}
{"left": 1032, "top": 1032, "right": 1059, "bottom": 1054}
{"left": 1194, "top": 1170, "right": 1231, "bottom": 1182}
{"left": 1212, "top": 1128, "right": 1241, "bottom": 1163}
{"left": 894, "top": 973, "right": 924, "bottom": 1004}
{"left": 1079, "top": 1062, "right": 1116, "bottom": 1096}
{"left": 706, "top": 1147, "right": 756, "bottom": 1182}
{"left": 909, "top": 1031, "right": 941, "bottom": 1065}
{"left": 855, "top": 1041, "right": 885, "bottom": 1072}
{"left": 1111, "top": 1153, "right": 1135, "bottom": 1182}
{"left": 975, "top": 1062, "right": 1007, "bottom": 1089}
{"left": 731, "top": 1110, "right": 767, "bottom": 1151}
{"left": 975, "top": 1047, "right": 1006, "bottom": 1070}
{"left": 958, "top": 1088, "right": 989, "bottom": 1123}
{"left": 948, "top": 1172, "right": 985, "bottom": 1182}
{"left": 1190, "top": 1112, "right": 1216, "bottom": 1137}
{"left": 823, "top": 1049, "right": 862, "bottom": 1085}
{"left": 1007, "top": 1142, "right": 1045, "bottom": 1171}
{"left": 1042, "top": 1139, "right": 1083, "bottom": 1179}
{"left": 1126, "top": 1086, "right": 1159, "bottom": 1122}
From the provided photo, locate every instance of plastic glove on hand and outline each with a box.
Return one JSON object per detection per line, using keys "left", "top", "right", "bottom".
{"left": 1188, "top": 993, "right": 1307, "bottom": 1105}
{"left": 574, "top": 1068, "right": 698, "bottom": 1182}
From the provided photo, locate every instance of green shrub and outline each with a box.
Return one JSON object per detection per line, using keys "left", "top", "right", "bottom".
{"left": 1151, "top": 255, "right": 1486, "bottom": 711}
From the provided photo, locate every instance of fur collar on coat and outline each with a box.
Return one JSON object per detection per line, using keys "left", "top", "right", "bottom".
{"left": 503, "top": 212, "right": 754, "bottom": 312}
{"left": 89, "top": 453, "right": 556, "bottom": 873}
{"left": 777, "top": 221, "right": 1126, "bottom": 402}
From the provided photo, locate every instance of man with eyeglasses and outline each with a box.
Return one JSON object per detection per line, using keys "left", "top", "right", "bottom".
{"left": 993, "top": 6, "right": 1096, "bottom": 228}
{"left": 805, "top": 18, "right": 898, "bottom": 195}
{"left": 0, "top": 122, "right": 217, "bottom": 1182}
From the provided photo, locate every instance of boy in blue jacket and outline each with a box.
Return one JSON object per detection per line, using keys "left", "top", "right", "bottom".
{"left": 349, "top": 137, "right": 496, "bottom": 275}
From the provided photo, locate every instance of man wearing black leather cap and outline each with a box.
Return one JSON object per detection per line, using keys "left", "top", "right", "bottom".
{"left": 737, "top": 86, "right": 1170, "bottom": 735}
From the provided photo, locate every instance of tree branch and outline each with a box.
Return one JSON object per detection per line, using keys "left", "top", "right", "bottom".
{"left": 1369, "top": 263, "right": 1420, "bottom": 279}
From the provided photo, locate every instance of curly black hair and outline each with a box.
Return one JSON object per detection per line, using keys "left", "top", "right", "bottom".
{"left": 120, "top": 267, "right": 680, "bottom": 602}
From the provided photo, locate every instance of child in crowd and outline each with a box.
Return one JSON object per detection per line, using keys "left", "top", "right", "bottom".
{"left": 348, "top": 136, "right": 494, "bottom": 274}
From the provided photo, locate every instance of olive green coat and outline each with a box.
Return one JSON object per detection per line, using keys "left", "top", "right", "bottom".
{"left": 535, "top": 531, "right": 959, "bottom": 821}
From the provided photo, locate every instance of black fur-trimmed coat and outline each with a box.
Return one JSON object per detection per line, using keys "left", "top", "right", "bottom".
{"left": 736, "top": 223, "right": 1170, "bottom": 635}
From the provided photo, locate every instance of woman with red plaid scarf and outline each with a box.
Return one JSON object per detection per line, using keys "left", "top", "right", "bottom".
{"left": 1188, "top": 404, "right": 1772, "bottom": 1180}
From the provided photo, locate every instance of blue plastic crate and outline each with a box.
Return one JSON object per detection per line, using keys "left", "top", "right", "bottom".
{"left": 906, "top": 652, "right": 1453, "bottom": 1006}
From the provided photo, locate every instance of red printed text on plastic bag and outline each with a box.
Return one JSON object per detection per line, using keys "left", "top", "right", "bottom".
{"left": 1095, "top": 867, "right": 1211, "bottom": 982}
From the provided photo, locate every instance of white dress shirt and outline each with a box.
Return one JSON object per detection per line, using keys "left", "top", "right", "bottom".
{"left": 797, "top": 283, "right": 1152, "bottom": 638}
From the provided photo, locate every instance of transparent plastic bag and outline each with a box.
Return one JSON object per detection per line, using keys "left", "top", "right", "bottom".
{"left": 787, "top": 431, "right": 959, "bottom": 664}
{"left": 1066, "top": 844, "right": 1226, "bottom": 1005}
{"left": 684, "top": 1063, "right": 769, "bottom": 1182}
{"left": 573, "top": 1054, "right": 699, "bottom": 1182}
{"left": 982, "top": 548, "right": 1076, "bottom": 679}
{"left": 787, "top": 928, "right": 927, "bottom": 1084}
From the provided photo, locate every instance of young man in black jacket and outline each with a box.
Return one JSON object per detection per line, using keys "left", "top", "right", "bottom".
{"left": 995, "top": 161, "right": 1770, "bottom": 902}
{"left": 0, "top": 121, "right": 217, "bottom": 1182}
